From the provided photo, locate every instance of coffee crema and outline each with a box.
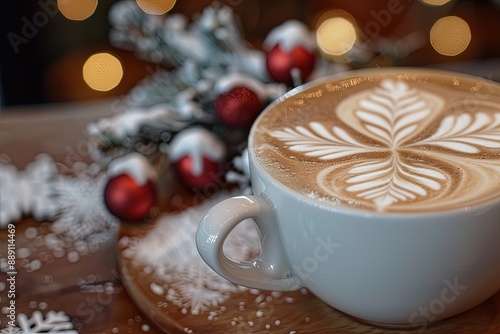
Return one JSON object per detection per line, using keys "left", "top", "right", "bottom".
{"left": 251, "top": 69, "right": 500, "bottom": 212}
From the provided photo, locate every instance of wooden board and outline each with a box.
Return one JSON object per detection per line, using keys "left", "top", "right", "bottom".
{"left": 117, "top": 193, "right": 500, "bottom": 334}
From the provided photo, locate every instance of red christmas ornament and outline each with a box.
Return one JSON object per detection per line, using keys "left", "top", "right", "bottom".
{"left": 265, "top": 44, "right": 315, "bottom": 85}
{"left": 104, "top": 174, "right": 156, "bottom": 221}
{"left": 175, "top": 155, "right": 223, "bottom": 190}
{"left": 215, "top": 86, "right": 262, "bottom": 128}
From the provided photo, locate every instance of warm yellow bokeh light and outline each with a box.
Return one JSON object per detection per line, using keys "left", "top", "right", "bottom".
{"left": 136, "top": 0, "right": 176, "bottom": 15}
{"left": 83, "top": 53, "right": 123, "bottom": 92}
{"left": 430, "top": 16, "right": 471, "bottom": 56}
{"left": 57, "top": 0, "right": 98, "bottom": 21}
{"left": 419, "top": 0, "right": 453, "bottom": 6}
{"left": 317, "top": 16, "right": 357, "bottom": 56}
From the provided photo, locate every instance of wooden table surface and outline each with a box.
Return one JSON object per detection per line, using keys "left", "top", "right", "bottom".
{"left": 0, "top": 100, "right": 499, "bottom": 334}
{"left": 0, "top": 100, "right": 163, "bottom": 333}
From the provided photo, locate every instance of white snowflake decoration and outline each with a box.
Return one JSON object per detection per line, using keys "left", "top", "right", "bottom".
{"left": 123, "top": 189, "right": 261, "bottom": 315}
{"left": 14, "top": 311, "right": 77, "bottom": 334}
{"left": 51, "top": 173, "right": 118, "bottom": 240}
{"left": 0, "top": 327, "right": 21, "bottom": 334}
{"left": 0, "top": 154, "right": 58, "bottom": 227}
{"left": 0, "top": 154, "right": 117, "bottom": 242}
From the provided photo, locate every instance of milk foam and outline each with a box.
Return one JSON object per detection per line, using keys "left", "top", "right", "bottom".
{"left": 252, "top": 70, "right": 500, "bottom": 212}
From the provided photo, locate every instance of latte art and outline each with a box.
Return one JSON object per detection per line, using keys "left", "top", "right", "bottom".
{"left": 252, "top": 71, "right": 500, "bottom": 212}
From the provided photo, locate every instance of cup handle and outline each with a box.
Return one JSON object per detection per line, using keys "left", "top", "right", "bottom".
{"left": 196, "top": 195, "right": 301, "bottom": 291}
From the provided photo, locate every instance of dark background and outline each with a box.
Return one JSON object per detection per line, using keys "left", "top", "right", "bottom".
{"left": 1, "top": 0, "right": 500, "bottom": 107}
{"left": 0, "top": 0, "right": 124, "bottom": 106}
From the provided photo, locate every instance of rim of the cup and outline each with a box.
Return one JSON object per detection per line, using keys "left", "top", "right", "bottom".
{"left": 248, "top": 66, "right": 500, "bottom": 218}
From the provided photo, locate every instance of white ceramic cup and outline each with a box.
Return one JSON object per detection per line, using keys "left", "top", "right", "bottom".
{"left": 196, "top": 69, "right": 500, "bottom": 327}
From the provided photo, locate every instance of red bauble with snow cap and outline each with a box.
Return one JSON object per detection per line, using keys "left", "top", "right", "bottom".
{"left": 170, "top": 127, "right": 227, "bottom": 190}
{"left": 215, "top": 87, "right": 261, "bottom": 128}
{"left": 263, "top": 20, "right": 316, "bottom": 86}
{"left": 104, "top": 153, "right": 157, "bottom": 222}
{"left": 213, "top": 73, "right": 274, "bottom": 128}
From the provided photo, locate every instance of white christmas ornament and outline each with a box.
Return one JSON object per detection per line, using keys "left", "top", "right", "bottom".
{"left": 263, "top": 20, "right": 316, "bottom": 53}
{"left": 0, "top": 154, "right": 58, "bottom": 227}
{"left": 169, "top": 127, "right": 226, "bottom": 176}
{"left": 107, "top": 153, "right": 157, "bottom": 186}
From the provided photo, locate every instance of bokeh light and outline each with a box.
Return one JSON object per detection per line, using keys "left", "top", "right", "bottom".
{"left": 316, "top": 11, "right": 357, "bottom": 57}
{"left": 136, "top": 0, "right": 177, "bottom": 15}
{"left": 419, "top": 0, "right": 453, "bottom": 6}
{"left": 57, "top": 0, "right": 98, "bottom": 21}
{"left": 83, "top": 53, "right": 123, "bottom": 92}
{"left": 430, "top": 16, "right": 471, "bottom": 56}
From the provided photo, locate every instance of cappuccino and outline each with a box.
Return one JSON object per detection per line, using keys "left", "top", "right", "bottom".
{"left": 251, "top": 69, "right": 500, "bottom": 212}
